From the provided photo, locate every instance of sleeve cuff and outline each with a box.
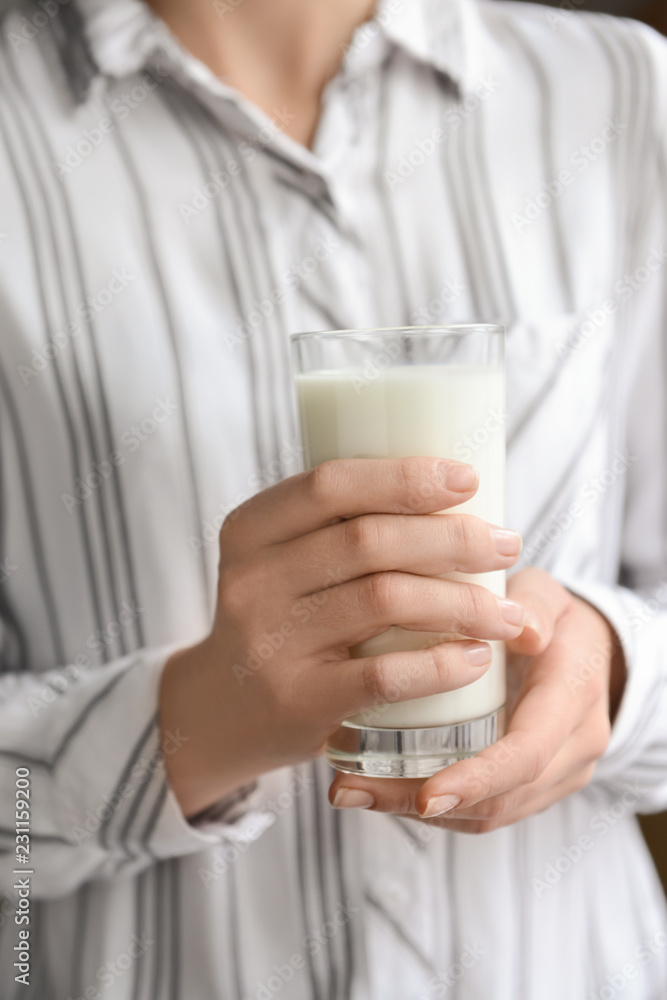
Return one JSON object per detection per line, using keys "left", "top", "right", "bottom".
{"left": 557, "top": 577, "right": 667, "bottom": 785}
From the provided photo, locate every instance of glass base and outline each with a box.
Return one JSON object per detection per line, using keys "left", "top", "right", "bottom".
{"left": 326, "top": 706, "right": 505, "bottom": 778}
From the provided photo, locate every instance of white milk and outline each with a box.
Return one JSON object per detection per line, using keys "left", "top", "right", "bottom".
{"left": 296, "top": 364, "right": 505, "bottom": 729}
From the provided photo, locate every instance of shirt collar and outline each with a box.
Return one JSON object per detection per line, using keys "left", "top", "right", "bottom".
{"left": 65, "top": 0, "right": 486, "bottom": 102}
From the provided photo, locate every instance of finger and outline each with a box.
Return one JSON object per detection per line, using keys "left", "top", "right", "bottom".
{"left": 415, "top": 608, "right": 588, "bottom": 816}
{"left": 303, "top": 572, "right": 527, "bottom": 650}
{"left": 317, "top": 639, "right": 494, "bottom": 722}
{"left": 329, "top": 727, "right": 601, "bottom": 820}
{"left": 410, "top": 762, "right": 599, "bottom": 833}
{"left": 506, "top": 568, "right": 573, "bottom": 656}
{"left": 329, "top": 772, "right": 423, "bottom": 814}
{"left": 272, "top": 512, "right": 522, "bottom": 597}
{"left": 220, "top": 457, "right": 479, "bottom": 553}
{"left": 443, "top": 716, "right": 608, "bottom": 821}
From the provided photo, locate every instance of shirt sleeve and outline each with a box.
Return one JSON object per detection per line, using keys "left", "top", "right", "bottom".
{"left": 558, "top": 20, "right": 667, "bottom": 814}
{"left": 0, "top": 650, "right": 274, "bottom": 900}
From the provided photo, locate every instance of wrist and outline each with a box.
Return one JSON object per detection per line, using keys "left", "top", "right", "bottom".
{"left": 158, "top": 639, "right": 268, "bottom": 818}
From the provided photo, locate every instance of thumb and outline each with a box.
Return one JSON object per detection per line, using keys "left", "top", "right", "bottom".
{"left": 506, "top": 567, "right": 572, "bottom": 656}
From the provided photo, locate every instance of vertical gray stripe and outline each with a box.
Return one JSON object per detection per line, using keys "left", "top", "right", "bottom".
{"left": 71, "top": 882, "right": 92, "bottom": 998}
{"left": 178, "top": 92, "right": 283, "bottom": 475}
{"left": 12, "top": 70, "right": 145, "bottom": 649}
{"left": 376, "top": 49, "right": 411, "bottom": 324}
{"left": 295, "top": 771, "right": 323, "bottom": 1000}
{"left": 107, "top": 92, "right": 211, "bottom": 616}
{"left": 473, "top": 100, "right": 518, "bottom": 322}
{"left": 157, "top": 84, "right": 265, "bottom": 472}
{"left": 312, "top": 764, "right": 338, "bottom": 999}
{"left": 0, "top": 80, "right": 105, "bottom": 656}
{"left": 435, "top": 73, "right": 485, "bottom": 318}
{"left": 150, "top": 862, "right": 166, "bottom": 1000}
{"left": 0, "top": 356, "right": 63, "bottom": 663}
{"left": 132, "top": 871, "right": 150, "bottom": 1000}
{"left": 1, "top": 40, "right": 129, "bottom": 658}
{"left": 445, "top": 833, "right": 460, "bottom": 1000}
{"left": 457, "top": 100, "right": 504, "bottom": 321}
{"left": 169, "top": 859, "right": 181, "bottom": 1000}
{"left": 333, "top": 810, "right": 355, "bottom": 1000}
{"left": 228, "top": 862, "right": 245, "bottom": 999}
{"left": 503, "top": 18, "right": 575, "bottom": 313}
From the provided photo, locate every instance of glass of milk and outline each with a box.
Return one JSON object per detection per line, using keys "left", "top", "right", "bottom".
{"left": 291, "top": 326, "right": 506, "bottom": 778}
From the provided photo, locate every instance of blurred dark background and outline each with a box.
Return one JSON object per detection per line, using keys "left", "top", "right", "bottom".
{"left": 517, "top": 0, "right": 666, "bottom": 32}
{"left": 515, "top": 0, "right": 667, "bottom": 896}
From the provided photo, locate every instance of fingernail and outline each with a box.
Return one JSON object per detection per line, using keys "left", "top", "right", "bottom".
{"left": 420, "top": 793, "right": 461, "bottom": 818}
{"left": 492, "top": 528, "right": 522, "bottom": 557}
{"left": 332, "top": 788, "right": 375, "bottom": 810}
{"left": 438, "top": 462, "right": 478, "bottom": 493}
{"left": 499, "top": 599, "right": 526, "bottom": 628}
{"left": 463, "top": 642, "right": 493, "bottom": 668}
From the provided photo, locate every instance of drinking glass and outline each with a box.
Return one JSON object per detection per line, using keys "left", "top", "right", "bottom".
{"left": 291, "top": 325, "right": 506, "bottom": 777}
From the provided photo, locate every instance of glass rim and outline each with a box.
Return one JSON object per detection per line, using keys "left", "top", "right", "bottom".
{"left": 291, "top": 324, "right": 505, "bottom": 343}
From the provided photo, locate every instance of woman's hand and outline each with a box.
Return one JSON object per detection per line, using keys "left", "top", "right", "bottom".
{"left": 329, "top": 568, "right": 627, "bottom": 831}
{"left": 159, "top": 457, "right": 526, "bottom": 817}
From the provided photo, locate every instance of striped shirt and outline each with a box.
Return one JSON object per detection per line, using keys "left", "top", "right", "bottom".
{"left": 0, "top": 0, "right": 666, "bottom": 997}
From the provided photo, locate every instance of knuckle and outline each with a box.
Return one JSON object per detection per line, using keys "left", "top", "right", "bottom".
{"left": 447, "top": 514, "right": 480, "bottom": 554}
{"left": 361, "top": 655, "right": 392, "bottom": 706}
{"left": 303, "top": 461, "right": 338, "bottom": 508}
{"left": 394, "top": 457, "right": 426, "bottom": 511}
{"left": 343, "top": 515, "right": 382, "bottom": 562}
{"left": 523, "top": 736, "right": 550, "bottom": 784}
{"left": 363, "top": 572, "right": 402, "bottom": 619}
{"left": 426, "top": 645, "right": 453, "bottom": 690}
{"left": 458, "top": 583, "right": 490, "bottom": 627}
{"left": 217, "top": 564, "right": 254, "bottom": 619}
